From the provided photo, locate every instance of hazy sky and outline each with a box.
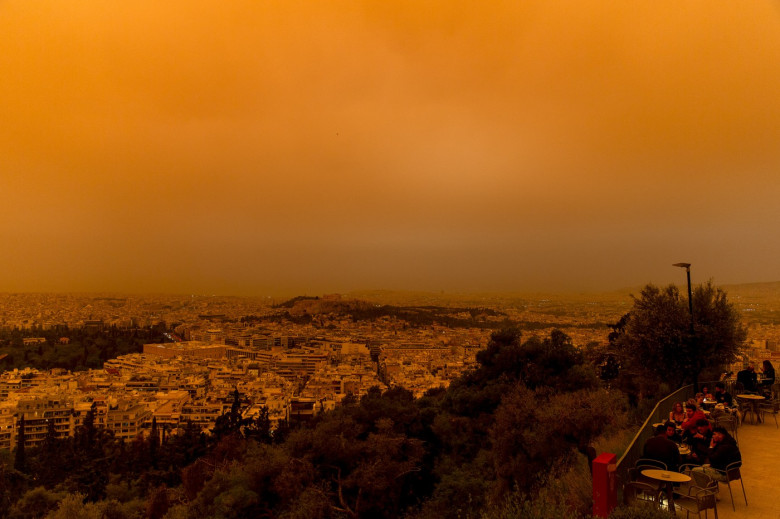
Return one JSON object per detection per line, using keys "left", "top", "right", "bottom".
{"left": 2, "top": 1, "right": 780, "bottom": 296}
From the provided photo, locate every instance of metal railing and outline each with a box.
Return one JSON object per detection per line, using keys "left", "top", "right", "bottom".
{"left": 614, "top": 380, "right": 731, "bottom": 488}
{"left": 614, "top": 385, "right": 695, "bottom": 487}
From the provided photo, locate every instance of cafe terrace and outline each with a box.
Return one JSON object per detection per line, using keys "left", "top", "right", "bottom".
{"left": 610, "top": 381, "right": 780, "bottom": 517}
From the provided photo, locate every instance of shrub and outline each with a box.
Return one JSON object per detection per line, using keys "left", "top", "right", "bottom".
{"left": 480, "top": 481, "right": 585, "bottom": 519}
{"left": 608, "top": 505, "right": 671, "bottom": 519}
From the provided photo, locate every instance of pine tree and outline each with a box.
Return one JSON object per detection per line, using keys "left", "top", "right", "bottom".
{"left": 14, "top": 415, "right": 26, "bottom": 472}
{"left": 229, "top": 388, "right": 242, "bottom": 431}
{"left": 210, "top": 387, "right": 246, "bottom": 441}
{"left": 245, "top": 406, "right": 272, "bottom": 444}
{"left": 150, "top": 417, "right": 159, "bottom": 469}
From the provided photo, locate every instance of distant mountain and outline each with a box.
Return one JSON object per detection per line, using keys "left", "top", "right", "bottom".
{"left": 723, "top": 280, "right": 780, "bottom": 296}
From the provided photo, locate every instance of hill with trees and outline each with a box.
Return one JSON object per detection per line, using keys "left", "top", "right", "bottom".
{"left": 0, "top": 328, "right": 628, "bottom": 519}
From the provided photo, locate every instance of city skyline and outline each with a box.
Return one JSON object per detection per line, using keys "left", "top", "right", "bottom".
{"left": 2, "top": 1, "right": 780, "bottom": 296}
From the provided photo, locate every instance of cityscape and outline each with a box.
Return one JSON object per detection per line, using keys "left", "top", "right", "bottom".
{"left": 2, "top": 285, "right": 780, "bottom": 453}
{"left": 2, "top": 0, "right": 779, "bottom": 517}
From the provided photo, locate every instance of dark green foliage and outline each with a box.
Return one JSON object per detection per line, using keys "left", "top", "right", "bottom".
{"left": 28, "top": 420, "right": 67, "bottom": 488}
{"left": 265, "top": 298, "right": 512, "bottom": 329}
{"left": 284, "top": 415, "right": 426, "bottom": 518}
{"left": 418, "top": 328, "right": 606, "bottom": 515}
{"left": 611, "top": 282, "right": 746, "bottom": 388}
{"left": 163, "top": 421, "right": 208, "bottom": 471}
{"left": 446, "top": 328, "right": 597, "bottom": 418}
{"left": 145, "top": 485, "right": 169, "bottom": 519}
{"left": 150, "top": 418, "right": 159, "bottom": 469}
{"left": 243, "top": 407, "right": 273, "bottom": 444}
{"left": 479, "top": 479, "right": 587, "bottom": 519}
{"left": 273, "top": 295, "right": 321, "bottom": 308}
{"left": 0, "top": 325, "right": 164, "bottom": 372}
{"left": 272, "top": 418, "right": 291, "bottom": 445}
{"left": 65, "top": 405, "right": 115, "bottom": 502}
{"left": 184, "top": 443, "right": 295, "bottom": 518}
{"left": 415, "top": 450, "right": 493, "bottom": 519}
{"left": 608, "top": 505, "right": 672, "bottom": 519}
{"left": 345, "top": 305, "right": 509, "bottom": 329}
{"left": 13, "top": 416, "right": 25, "bottom": 473}
{"left": 7, "top": 487, "right": 66, "bottom": 519}
{"left": 210, "top": 388, "right": 250, "bottom": 444}
{"left": 0, "top": 466, "right": 28, "bottom": 516}
{"left": 490, "top": 386, "right": 625, "bottom": 495}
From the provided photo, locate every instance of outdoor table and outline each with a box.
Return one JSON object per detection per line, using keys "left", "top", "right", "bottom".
{"left": 641, "top": 469, "right": 691, "bottom": 512}
{"left": 736, "top": 394, "right": 765, "bottom": 424}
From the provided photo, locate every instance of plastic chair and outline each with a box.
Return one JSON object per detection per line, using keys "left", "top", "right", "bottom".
{"left": 714, "top": 461, "right": 747, "bottom": 511}
{"left": 674, "top": 483, "right": 719, "bottom": 519}
{"left": 771, "top": 383, "right": 780, "bottom": 401}
{"left": 758, "top": 398, "right": 779, "bottom": 428}
{"left": 635, "top": 458, "right": 667, "bottom": 470}
{"left": 675, "top": 464, "right": 701, "bottom": 497}
{"left": 623, "top": 481, "right": 660, "bottom": 509}
{"left": 689, "top": 469, "right": 716, "bottom": 488}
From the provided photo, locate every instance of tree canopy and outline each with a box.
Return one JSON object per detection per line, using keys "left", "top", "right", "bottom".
{"left": 610, "top": 281, "right": 746, "bottom": 388}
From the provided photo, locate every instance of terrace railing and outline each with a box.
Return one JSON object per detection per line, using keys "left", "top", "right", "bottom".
{"left": 614, "top": 384, "right": 695, "bottom": 487}
{"left": 614, "top": 380, "right": 732, "bottom": 486}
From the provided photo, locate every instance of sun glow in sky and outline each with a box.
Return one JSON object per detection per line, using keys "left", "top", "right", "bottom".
{"left": 2, "top": 1, "right": 780, "bottom": 295}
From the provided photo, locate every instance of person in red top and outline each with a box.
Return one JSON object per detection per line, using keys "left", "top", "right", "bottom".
{"left": 680, "top": 403, "right": 707, "bottom": 435}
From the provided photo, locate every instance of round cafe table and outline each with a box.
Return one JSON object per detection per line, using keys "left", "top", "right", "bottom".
{"left": 737, "top": 394, "right": 765, "bottom": 401}
{"left": 640, "top": 469, "right": 691, "bottom": 512}
{"left": 701, "top": 398, "right": 717, "bottom": 410}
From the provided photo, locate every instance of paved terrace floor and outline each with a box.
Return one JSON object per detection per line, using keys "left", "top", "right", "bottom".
{"left": 677, "top": 415, "right": 780, "bottom": 518}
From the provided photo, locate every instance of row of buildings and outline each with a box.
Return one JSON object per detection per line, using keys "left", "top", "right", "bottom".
{"left": 0, "top": 331, "right": 482, "bottom": 450}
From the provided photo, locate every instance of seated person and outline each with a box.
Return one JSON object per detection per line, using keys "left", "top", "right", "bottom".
{"left": 680, "top": 403, "right": 707, "bottom": 435}
{"left": 709, "top": 405, "right": 729, "bottom": 420}
{"left": 737, "top": 365, "right": 758, "bottom": 392}
{"left": 694, "top": 426, "right": 741, "bottom": 481}
{"left": 694, "top": 392, "right": 705, "bottom": 408}
{"left": 684, "top": 419, "right": 713, "bottom": 464}
{"left": 700, "top": 385, "right": 714, "bottom": 400}
{"left": 713, "top": 382, "right": 733, "bottom": 406}
{"left": 664, "top": 421, "right": 682, "bottom": 444}
{"left": 760, "top": 360, "right": 775, "bottom": 392}
{"left": 642, "top": 424, "right": 680, "bottom": 472}
{"left": 669, "top": 402, "right": 686, "bottom": 425}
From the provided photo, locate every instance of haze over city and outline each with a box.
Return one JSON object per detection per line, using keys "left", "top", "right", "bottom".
{"left": 2, "top": 1, "right": 780, "bottom": 296}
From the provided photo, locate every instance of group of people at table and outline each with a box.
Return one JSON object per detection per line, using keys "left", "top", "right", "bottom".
{"left": 643, "top": 381, "right": 742, "bottom": 481}
{"left": 633, "top": 364, "right": 777, "bottom": 509}
{"left": 735, "top": 360, "right": 775, "bottom": 393}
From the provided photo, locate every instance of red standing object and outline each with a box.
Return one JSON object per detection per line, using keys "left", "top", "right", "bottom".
{"left": 592, "top": 452, "right": 617, "bottom": 518}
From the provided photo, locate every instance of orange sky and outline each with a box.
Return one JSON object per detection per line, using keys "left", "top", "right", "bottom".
{"left": 2, "top": 1, "right": 780, "bottom": 295}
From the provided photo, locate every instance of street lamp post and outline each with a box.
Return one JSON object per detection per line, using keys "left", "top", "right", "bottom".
{"left": 673, "top": 262, "right": 697, "bottom": 390}
{"left": 673, "top": 262, "right": 694, "bottom": 334}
